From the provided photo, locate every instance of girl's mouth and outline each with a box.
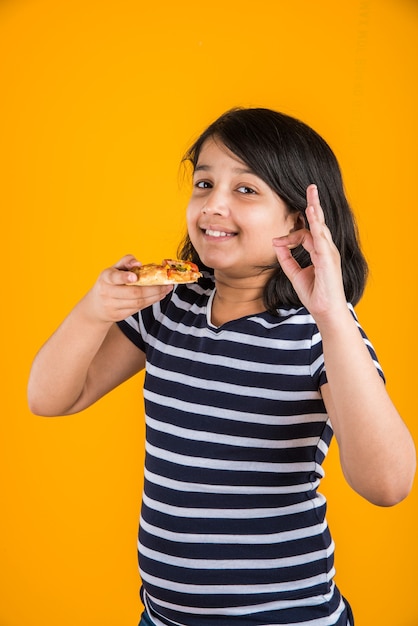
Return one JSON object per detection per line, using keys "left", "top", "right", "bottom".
{"left": 203, "top": 229, "right": 236, "bottom": 238}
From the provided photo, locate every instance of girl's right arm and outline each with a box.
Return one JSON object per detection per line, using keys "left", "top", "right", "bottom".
{"left": 27, "top": 255, "right": 173, "bottom": 416}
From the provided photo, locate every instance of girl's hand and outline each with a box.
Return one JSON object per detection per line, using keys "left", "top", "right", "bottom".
{"left": 273, "top": 185, "right": 347, "bottom": 322}
{"left": 274, "top": 187, "right": 416, "bottom": 506}
{"left": 84, "top": 254, "right": 173, "bottom": 324}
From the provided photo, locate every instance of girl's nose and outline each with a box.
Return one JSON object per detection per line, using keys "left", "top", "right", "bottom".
{"left": 201, "top": 204, "right": 219, "bottom": 215}
{"left": 201, "top": 190, "right": 229, "bottom": 215}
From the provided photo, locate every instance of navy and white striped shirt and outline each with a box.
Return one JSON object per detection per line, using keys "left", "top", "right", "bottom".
{"left": 118, "top": 274, "right": 381, "bottom": 626}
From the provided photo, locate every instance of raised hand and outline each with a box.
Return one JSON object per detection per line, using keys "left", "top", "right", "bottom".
{"left": 272, "top": 184, "right": 347, "bottom": 321}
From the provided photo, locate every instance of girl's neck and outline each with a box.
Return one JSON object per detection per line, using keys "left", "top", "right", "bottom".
{"left": 210, "top": 274, "right": 267, "bottom": 327}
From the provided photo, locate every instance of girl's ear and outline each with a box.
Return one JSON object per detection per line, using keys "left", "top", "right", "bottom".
{"left": 290, "top": 211, "right": 306, "bottom": 232}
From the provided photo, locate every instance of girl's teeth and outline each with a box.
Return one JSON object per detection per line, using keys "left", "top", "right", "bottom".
{"left": 206, "top": 229, "right": 233, "bottom": 237}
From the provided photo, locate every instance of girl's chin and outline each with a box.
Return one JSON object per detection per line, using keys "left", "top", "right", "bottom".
{"left": 197, "top": 253, "right": 229, "bottom": 270}
{"left": 201, "top": 257, "right": 271, "bottom": 271}
{"left": 200, "top": 256, "right": 238, "bottom": 273}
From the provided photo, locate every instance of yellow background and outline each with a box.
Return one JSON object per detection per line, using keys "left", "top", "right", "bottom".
{"left": 0, "top": 0, "right": 417, "bottom": 624}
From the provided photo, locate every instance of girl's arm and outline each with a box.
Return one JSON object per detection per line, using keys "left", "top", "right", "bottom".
{"left": 318, "top": 319, "right": 414, "bottom": 507}
{"left": 273, "top": 186, "right": 416, "bottom": 506}
{"left": 28, "top": 255, "right": 172, "bottom": 416}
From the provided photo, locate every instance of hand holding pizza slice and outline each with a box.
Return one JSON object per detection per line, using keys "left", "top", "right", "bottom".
{"left": 127, "top": 259, "right": 202, "bottom": 286}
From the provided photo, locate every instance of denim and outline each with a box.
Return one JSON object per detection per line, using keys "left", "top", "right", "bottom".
{"left": 138, "top": 610, "right": 155, "bottom": 626}
{"left": 138, "top": 605, "right": 354, "bottom": 625}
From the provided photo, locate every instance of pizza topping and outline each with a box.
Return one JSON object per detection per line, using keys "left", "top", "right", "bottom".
{"left": 164, "top": 259, "right": 199, "bottom": 273}
{"left": 127, "top": 259, "right": 201, "bottom": 286}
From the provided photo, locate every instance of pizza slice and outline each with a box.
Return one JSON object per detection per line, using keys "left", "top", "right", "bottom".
{"left": 128, "top": 259, "right": 202, "bottom": 286}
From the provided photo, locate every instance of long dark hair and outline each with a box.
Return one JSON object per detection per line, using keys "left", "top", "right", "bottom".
{"left": 178, "top": 107, "right": 368, "bottom": 311}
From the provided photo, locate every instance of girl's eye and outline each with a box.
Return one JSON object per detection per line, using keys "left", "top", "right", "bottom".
{"left": 195, "top": 180, "right": 212, "bottom": 189}
{"left": 237, "top": 185, "right": 256, "bottom": 194}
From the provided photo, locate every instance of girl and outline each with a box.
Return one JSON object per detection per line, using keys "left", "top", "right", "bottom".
{"left": 28, "top": 108, "right": 416, "bottom": 626}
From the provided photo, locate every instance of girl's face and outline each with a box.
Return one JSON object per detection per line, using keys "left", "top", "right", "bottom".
{"left": 186, "top": 137, "right": 299, "bottom": 281}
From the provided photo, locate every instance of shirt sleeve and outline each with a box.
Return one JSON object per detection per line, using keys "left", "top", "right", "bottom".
{"left": 116, "top": 291, "right": 173, "bottom": 353}
{"left": 117, "top": 312, "right": 145, "bottom": 351}
{"left": 310, "top": 304, "right": 386, "bottom": 388}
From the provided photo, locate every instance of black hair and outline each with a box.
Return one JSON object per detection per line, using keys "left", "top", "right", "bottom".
{"left": 177, "top": 107, "right": 368, "bottom": 311}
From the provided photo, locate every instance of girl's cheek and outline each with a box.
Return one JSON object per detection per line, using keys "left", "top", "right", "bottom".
{"left": 185, "top": 204, "right": 196, "bottom": 228}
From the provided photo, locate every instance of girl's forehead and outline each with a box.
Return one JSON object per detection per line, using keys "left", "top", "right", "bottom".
{"left": 195, "top": 136, "right": 250, "bottom": 170}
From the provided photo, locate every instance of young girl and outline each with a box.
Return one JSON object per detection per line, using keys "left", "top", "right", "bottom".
{"left": 28, "top": 108, "right": 415, "bottom": 626}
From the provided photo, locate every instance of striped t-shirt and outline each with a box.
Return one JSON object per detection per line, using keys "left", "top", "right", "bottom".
{"left": 118, "top": 274, "right": 381, "bottom": 626}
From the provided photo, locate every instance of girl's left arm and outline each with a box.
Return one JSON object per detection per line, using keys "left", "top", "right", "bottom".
{"left": 273, "top": 185, "right": 416, "bottom": 506}
{"left": 317, "top": 313, "right": 415, "bottom": 506}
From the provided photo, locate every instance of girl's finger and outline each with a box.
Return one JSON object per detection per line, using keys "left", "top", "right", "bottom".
{"left": 304, "top": 187, "right": 335, "bottom": 249}
{"left": 273, "top": 242, "right": 302, "bottom": 282}
{"left": 102, "top": 256, "right": 142, "bottom": 285}
{"left": 102, "top": 266, "right": 136, "bottom": 285}
{"left": 273, "top": 228, "right": 314, "bottom": 254}
{"left": 306, "top": 184, "right": 320, "bottom": 210}
{"left": 113, "top": 254, "right": 142, "bottom": 271}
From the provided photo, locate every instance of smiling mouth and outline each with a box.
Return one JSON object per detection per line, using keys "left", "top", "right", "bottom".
{"left": 204, "top": 229, "right": 236, "bottom": 238}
